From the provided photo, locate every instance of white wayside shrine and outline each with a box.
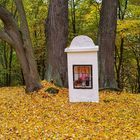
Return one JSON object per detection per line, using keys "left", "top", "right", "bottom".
{"left": 65, "top": 35, "right": 99, "bottom": 102}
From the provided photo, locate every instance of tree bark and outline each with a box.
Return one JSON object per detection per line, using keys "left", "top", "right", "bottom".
{"left": 45, "top": 0, "right": 68, "bottom": 87}
{"left": 118, "top": 0, "right": 128, "bottom": 20}
{"left": 14, "top": 0, "right": 42, "bottom": 91}
{"left": 115, "top": 0, "right": 128, "bottom": 90}
{"left": 8, "top": 47, "right": 13, "bottom": 86}
{"left": 70, "top": 0, "right": 77, "bottom": 37}
{"left": 3, "top": 42, "right": 8, "bottom": 86}
{"left": 131, "top": 46, "right": 140, "bottom": 93}
{"left": 98, "top": 0, "right": 118, "bottom": 89}
{"left": 0, "top": 5, "right": 41, "bottom": 92}
{"left": 116, "top": 38, "right": 124, "bottom": 89}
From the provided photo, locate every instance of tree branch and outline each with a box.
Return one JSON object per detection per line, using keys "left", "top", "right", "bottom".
{"left": 0, "top": 5, "right": 22, "bottom": 48}
{"left": 0, "top": 29, "right": 15, "bottom": 47}
{"left": 0, "top": 5, "right": 18, "bottom": 28}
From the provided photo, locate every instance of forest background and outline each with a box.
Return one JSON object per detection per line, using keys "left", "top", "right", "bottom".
{"left": 0, "top": 0, "right": 140, "bottom": 93}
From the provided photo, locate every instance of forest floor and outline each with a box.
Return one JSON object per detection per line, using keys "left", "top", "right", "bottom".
{"left": 0, "top": 81, "right": 140, "bottom": 140}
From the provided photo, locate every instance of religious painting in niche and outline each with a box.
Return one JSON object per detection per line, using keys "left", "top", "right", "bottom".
{"left": 73, "top": 65, "right": 93, "bottom": 89}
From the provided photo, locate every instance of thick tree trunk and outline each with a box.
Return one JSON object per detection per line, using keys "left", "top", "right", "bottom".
{"left": 14, "top": 0, "right": 41, "bottom": 91}
{"left": 98, "top": 0, "right": 118, "bottom": 89}
{"left": 45, "top": 0, "right": 68, "bottom": 87}
{"left": 0, "top": 5, "right": 41, "bottom": 92}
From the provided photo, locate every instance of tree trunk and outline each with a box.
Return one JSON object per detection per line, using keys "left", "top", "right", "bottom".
{"left": 70, "top": 0, "right": 77, "bottom": 37}
{"left": 8, "top": 47, "right": 13, "bottom": 86}
{"left": 131, "top": 46, "right": 140, "bottom": 93}
{"left": 136, "top": 60, "right": 140, "bottom": 93}
{"left": 115, "top": 0, "right": 128, "bottom": 90}
{"left": 0, "top": 5, "right": 41, "bottom": 92}
{"left": 45, "top": 0, "right": 68, "bottom": 87}
{"left": 116, "top": 38, "right": 124, "bottom": 89}
{"left": 98, "top": 0, "right": 118, "bottom": 89}
{"left": 3, "top": 42, "right": 8, "bottom": 86}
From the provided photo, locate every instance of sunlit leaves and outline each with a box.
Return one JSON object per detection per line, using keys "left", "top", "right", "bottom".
{"left": 126, "top": 5, "right": 140, "bottom": 19}
{"left": 117, "top": 20, "right": 140, "bottom": 37}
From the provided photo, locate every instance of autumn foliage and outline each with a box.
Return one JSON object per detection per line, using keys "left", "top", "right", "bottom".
{"left": 0, "top": 81, "right": 140, "bottom": 139}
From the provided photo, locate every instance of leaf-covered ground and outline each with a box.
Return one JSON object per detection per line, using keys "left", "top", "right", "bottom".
{"left": 0, "top": 81, "right": 140, "bottom": 140}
